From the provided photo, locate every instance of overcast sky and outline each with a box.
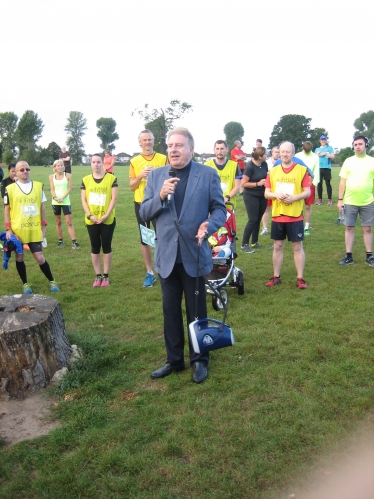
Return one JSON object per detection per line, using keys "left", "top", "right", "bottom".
{"left": 2, "top": 0, "right": 373, "bottom": 155}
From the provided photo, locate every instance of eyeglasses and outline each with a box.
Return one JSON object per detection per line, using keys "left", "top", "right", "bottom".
{"left": 17, "top": 168, "right": 31, "bottom": 172}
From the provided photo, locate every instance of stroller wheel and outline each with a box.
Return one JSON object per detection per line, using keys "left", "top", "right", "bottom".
{"left": 238, "top": 270, "right": 244, "bottom": 295}
{"left": 212, "top": 288, "right": 228, "bottom": 311}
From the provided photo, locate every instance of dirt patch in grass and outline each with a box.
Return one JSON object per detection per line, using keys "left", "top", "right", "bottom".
{"left": 0, "top": 390, "right": 59, "bottom": 446}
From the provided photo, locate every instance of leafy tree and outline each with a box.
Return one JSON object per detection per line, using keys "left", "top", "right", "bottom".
{"left": 145, "top": 116, "right": 164, "bottom": 153}
{"left": 308, "top": 127, "right": 329, "bottom": 151}
{"left": 269, "top": 114, "right": 311, "bottom": 152}
{"left": 223, "top": 122, "right": 245, "bottom": 153}
{"left": 334, "top": 146, "right": 354, "bottom": 164}
{"left": 65, "top": 111, "right": 87, "bottom": 165}
{"left": 96, "top": 117, "right": 119, "bottom": 153}
{"left": 132, "top": 99, "right": 192, "bottom": 154}
{"left": 0, "top": 112, "right": 18, "bottom": 162}
{"left": 353, "top": 110, "right": 374, "bottom": 151}
{"left": 16, "top": 110, "right": 44, "bottom": 165}
{"left": 46, "top": 141, "right": 61, "bottom": 161}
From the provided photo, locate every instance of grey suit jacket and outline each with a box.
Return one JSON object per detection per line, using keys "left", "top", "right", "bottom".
{"left": 140, "top": 161, "right": 226, "bottom": 278}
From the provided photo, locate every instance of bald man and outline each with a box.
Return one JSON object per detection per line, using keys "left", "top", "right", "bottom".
{"left": 265, "top": 141, "right": 311, "bottom": 289}
{"left": 4, "top": 161, "right": 59, "bottom": 294}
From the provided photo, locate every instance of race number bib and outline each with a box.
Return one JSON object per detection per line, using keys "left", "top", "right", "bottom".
{"left": 140, "top": 224, "right": 156, "bottom": 247}
{"left": 276, "top": 182, "right": 295, "bottom": 196}
{"left": 22, "top": 204, "right": 39, "bottom": 217}
{"left": 89, "top": 192, "right": 107, "bottom": 206}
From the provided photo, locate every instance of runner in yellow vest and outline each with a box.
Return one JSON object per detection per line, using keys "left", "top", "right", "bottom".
{"left": 264, "top": 141, "right": 311, "bottom": 289}
{"left": 81, "top": 153, "right": 118, "bottom": 287}
{"left": 205, "top": 139, "right": 241, "bottom": 207}
{"left": 129, "top": 129, "right": 167, "bottom": 287}
{"left": 4, "top": 161, "right": 59, "bottom": 294}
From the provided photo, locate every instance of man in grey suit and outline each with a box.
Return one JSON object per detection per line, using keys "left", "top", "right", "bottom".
{"left": 140, "top": 127, "right": 226, "bottom": 383}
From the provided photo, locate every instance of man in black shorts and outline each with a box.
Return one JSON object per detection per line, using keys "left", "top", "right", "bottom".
{"left": 59, "top": 146, "right": 72, "bottom": 174}
{"left": 264, "top": 141, "right": 311, "bottom": 289}
{"left": 4, "top": 161, "right": 59, "bottom": 294}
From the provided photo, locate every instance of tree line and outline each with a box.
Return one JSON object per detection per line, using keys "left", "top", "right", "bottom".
{"left": 1, "top": 104, "right": 373, "bottom": 166}
{"left": 0, "top": 111, "right": 120, "bottom": 166}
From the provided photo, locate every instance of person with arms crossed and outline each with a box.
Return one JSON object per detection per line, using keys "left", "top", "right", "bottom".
{"left": 129, "top": 130, "right": 167, "bottom": 287}
{"left": 140, "top": 127, "right": 226, "bottom": 384}
{"left": 337, "top": 135, "right": 374, "bottom": 266}
{"left": 264, "top": 142, "right": 310, "bottom": 289}
{"left": 205, "top": 140, "right": 241, "bottom": 206}
{"left": 295, "top": 141, "right": 320, "bottom": 236}
{"left": 1, "top": 163, "right": 17, "bottom": 201}
{"left": 4, "top": 161, "right": 59, "bottom": 294}
{"left": 103, "top": 150, "right": 116, "bottom": 174}
{"left": 315, "top": 134, "right": 335, "bottom": 205}
{"left": 59, "top": 146, "right": 72, "bottom": 174}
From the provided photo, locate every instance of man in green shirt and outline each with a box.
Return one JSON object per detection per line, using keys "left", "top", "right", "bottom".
{"left": 338, "top": 136, "right": 374, "bottom": 266}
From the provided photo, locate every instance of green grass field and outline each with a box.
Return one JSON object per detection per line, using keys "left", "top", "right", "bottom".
{"left": 1, "top": 165, "right": 374, "bottom": 499}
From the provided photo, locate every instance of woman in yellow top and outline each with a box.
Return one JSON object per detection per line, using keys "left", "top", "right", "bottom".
{"left": 49, "top": 159, "right": 80, "bottom": 249}
{"left": 81, "top": 154, "right": 118, "bottom": 287}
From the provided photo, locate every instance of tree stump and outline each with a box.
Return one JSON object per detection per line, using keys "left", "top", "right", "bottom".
{"left": 0, "top": 294, "right": 72, "bottom": 399}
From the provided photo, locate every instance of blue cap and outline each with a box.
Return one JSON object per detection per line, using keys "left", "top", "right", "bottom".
{"left": 320, "top": 134, "right": 327, "bottom": 140}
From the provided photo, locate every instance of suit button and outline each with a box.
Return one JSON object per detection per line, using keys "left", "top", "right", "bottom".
{"left": 174, "top": 238, "right": 178, "bottom": 242}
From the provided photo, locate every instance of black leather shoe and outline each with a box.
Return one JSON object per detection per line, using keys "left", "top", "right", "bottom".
{"left": 150, "top": 363, "right": 185, "bottom": 379}
{"left": 192, "top": 362, "right": 208, "bottom": 384}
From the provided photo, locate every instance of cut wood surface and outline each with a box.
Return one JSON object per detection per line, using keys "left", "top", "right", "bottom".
{"left": 0, "top": 294, "right": 72, "bottom": 399}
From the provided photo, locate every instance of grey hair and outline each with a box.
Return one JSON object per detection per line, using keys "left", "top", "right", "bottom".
{"left": 167, "top": 127, "right": 195, "bottom": 148}
{"left": 138, "top": 129, "right": 155, "bottom": 141}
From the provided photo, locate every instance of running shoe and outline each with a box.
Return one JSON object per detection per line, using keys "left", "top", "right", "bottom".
{"left": 72, "top": 242, "right": 80, "bottom": 249}
{"left": 339, "top": 256, "right": 354, "bottom": 266}
{"left": 57, "top": 241, "right": 64, "bottom": 247}
{"left": 260, "top": 228, "right": 268, "bottom": 236}
{"left": 327, "top": 199, "right": 333, "bottom": 206}
{"left": 265, "top": 276, "right": 281, "bottom": 287}
{"left": 251, "top": 242, "right": 262, "bottom": 249}
{"left": 296, "top": 277, "right": 308, "bottom": 289}
{"left": 315, "top": 199, "right": 322, "bottom": 205}
{"left": 101, "top": 277, "right": 110, "bottom": 287}
{"left": 143, "top": 272, "right": 157, "bottom": 287}
{"left": 49, "top": 281, "right": 60, "bottom": 292}
{"left": 365, "top": 255, "right": 374, "bottom": 267}
{"left": 240, "top": 245, "right": 255, "bottom": 253}
{"left": 304, "top": 228, "right": 310, "bottom": 236}
{"left": 22, "top": 283, "right": 33, "bottom": 294}
{"left": 93, "top": 276, "right": 102, "bottom": 287}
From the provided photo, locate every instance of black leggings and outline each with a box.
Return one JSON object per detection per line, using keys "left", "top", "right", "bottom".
{"left": 242, "top": 193, "right": 267, "bottom": 245}
{"left": 317, "top": 169, "right": 332, "bottom": 200}
{"left": 86, "top": 220, "right": 116, "bottom": 254}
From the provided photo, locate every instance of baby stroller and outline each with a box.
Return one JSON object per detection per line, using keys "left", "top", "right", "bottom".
{"left": 206, "top": 203, "right": 244, "bottom": 311}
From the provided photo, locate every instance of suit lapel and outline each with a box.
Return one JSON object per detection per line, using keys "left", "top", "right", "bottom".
{"left": 178, "top": 162, "right": 200, "bottom": 221}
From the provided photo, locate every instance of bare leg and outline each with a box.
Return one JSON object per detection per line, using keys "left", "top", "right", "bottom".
{"left": 362, "top": 226, "right": 372, "bottom": 252}
{"left": 55, "top": 215, "right": 63, "bottom": 239}
{"left": 292, "top": 241, "right": 305, "bottom": 278}
{"left": 345, "top": 226, "right": 355, "bottom": 253}
{"left": 262, "top": 206, "right": 269, "bottom": 231}
{"left": 141, "top": 244, "right": 152, "bottom": 273}
{"left": 91, "top": 253, "right": 102, "bottom": 274}
{"left": 305, "top": 204, "right": 311, "bottom": 225}
{"left": 103, "top": 252, "right": 112, "bottom": 275}
{"left": 272, "top": 240, "right": 285, "bottom": 276}
{"left": 64, "top": 214, "right": 77, "bottom": 241}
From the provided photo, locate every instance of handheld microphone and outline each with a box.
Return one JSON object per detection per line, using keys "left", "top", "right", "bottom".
{"left": 168, "top": 168, "right": 177, "bottom": 202}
